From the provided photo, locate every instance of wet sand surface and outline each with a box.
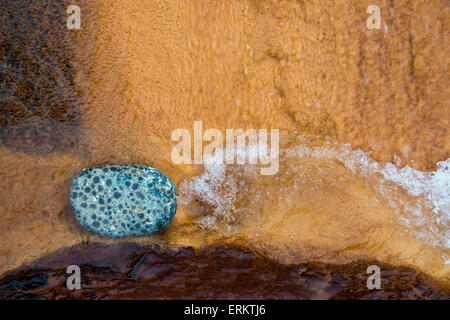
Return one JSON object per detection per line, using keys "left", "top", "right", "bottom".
{"left": 0, "top": 0, "right": 449, "bottom": 297}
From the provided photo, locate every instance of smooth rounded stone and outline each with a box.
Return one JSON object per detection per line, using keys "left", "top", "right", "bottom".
{"left": 70, "top": 164, "right": 177, "bottom": 238}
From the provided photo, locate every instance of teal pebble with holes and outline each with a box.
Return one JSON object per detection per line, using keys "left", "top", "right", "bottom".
{"left": 70, "top": 164, "right": 177, "bottom": 238}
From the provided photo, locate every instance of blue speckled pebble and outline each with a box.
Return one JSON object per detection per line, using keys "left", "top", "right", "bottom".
{"left": 70, "top": 164, "right": 177, "bottom": 238}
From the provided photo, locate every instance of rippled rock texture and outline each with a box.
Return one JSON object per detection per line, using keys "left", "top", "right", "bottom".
{"left": 0, "top": 243, "right": 448, "bottom": 300}
{"left": 70, "top": 164, "right": 177, "bottom": 238}
{"left": 0, "top": 0, "right": 448, "bottom": 294}
{"left": 83, "top": 0, "right": 449, "bottom": 171}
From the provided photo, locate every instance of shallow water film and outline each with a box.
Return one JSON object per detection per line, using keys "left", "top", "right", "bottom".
{"left": 0, "top": 0, "right": 449, "bottom": 300}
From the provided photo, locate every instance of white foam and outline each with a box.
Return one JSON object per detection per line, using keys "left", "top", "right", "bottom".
{"left": 179, "top": 135, "right": 450, "bottom": 250}
{"left": 284, "top": 138, "right": 450, "bottom": 248}
{"left": 179, "top": 142, "right": 266, "bottom": 229}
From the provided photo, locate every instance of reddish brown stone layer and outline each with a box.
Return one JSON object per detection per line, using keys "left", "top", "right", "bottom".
{"left": 0, "top": 243, "right": 448, "bottom": 300}
{"left": 0, "top": 0, "right": 83, "bottom": 154}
